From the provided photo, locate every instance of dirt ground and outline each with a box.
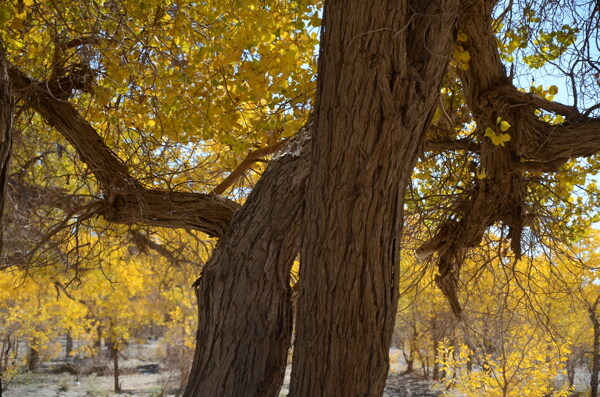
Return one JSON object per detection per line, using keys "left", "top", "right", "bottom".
{"left": 3, "top": 348, "right": 440, "bottom": 397}
{"left": 4, "top": 371, "right": 180, "bottom": 397}
{"left": 4, "top": 369, "right": 441, "bottom": 397}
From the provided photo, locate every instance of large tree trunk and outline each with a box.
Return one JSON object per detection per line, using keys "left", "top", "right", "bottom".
{"left": 289, "top": 1, "right": 462, "bottom": 395}
{"left": 183, "top": 125, "right": 311, "bottom": 397}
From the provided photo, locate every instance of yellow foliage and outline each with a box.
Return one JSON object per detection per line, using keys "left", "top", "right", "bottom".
{"left": 484, "top": 127, "right": 511, "bottom": 146}
{"left": 437, "top": 331, "right": 571, "bottom": 397}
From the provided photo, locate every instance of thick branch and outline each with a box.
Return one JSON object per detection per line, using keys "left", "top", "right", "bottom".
{"left": 536, "top": 118, "right": 600, "bottom": 161}
{"left": 486, "top": 85, "right": 580, "bottom": 119}
{"left": 8, "top": 64, "right": 139, "bottom": 190}
{"left": 8, "top": 63, "right": 240, "bottom": 237}
{"left": 101, "top": 188, "right": 238, "bottom": 237}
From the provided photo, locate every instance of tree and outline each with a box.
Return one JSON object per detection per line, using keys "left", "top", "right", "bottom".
{"left": 289, "top": 2, "right": 462, "bottom": 395}
{"left": 2, "top": 3, "right": 316, "bottom": 393}
{"left": 1, "top": 0, "right": 600, "bottom": 396}
{"left": 0, "top": 44, "right": 13, "bottom": 397}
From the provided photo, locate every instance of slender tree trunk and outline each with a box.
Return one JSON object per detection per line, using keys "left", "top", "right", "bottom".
{"left": 432, "top": 322, "right": 440, "bottom": 381}
{"left": 65, "top": 330, "right": 73, "bottom": 359}
{"left": 405, "top": 350, "right": 414, "bottom": 374}
{"left": 26, "top": 344, "right": 39, "bottom": 372}
{"left": 113, "top": 346, "right": 121, "bottom": 393}
{"left": 176, "top": 345, "right": 192, "bottom": 397}
{"left": 566, "top": 357, "right": 575, "bottom": 389}
{"left": 0, "top": 38, "right": 14, "bottom": 255}
{"left": 592, "top": 318, "right": 600, "bottom": 397}
{"left": 183, "top": 126, "right": 311, "bottom": 397}
{"left": 290, "top": 1, "right": 462, "bottom": 395}
{"left": 466, "top": 353, "right": 473, "bottom": 374}
{"left": 94, "top": 324, "right": 102, "bottom": 361}
{"left": 418, "top": 350, "right": 429, "bottom": 379}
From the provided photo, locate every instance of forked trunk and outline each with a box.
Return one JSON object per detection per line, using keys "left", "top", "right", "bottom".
{"left": 290, "top": 1, "right": 462, "bottom": 395}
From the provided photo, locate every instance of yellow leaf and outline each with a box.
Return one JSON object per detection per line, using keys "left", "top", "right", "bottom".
{"left": 484, "top": 127, "right": 511, "bottom": 146}
{"left": 457, "top": 32, "right": 467, "bottom": 42}
{"left": 477, "top": 168, "right": 487, "bottom": 179}
{"left": 454, "top": 46, "right": 471, "bottom": 63}
{"left": 549, "top": 85, "right": 558, "bottom": 95}
{"left": 453, "top": 46, "right": 471, "bottom": 70}
{"left": 499, "top": 120, "right": 511, "bottom": 131}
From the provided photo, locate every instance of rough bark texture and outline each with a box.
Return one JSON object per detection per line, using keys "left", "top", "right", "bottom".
{"left": 0, "top": 47, "right": 13, "bottom": 254}
{"left": 99, "top": 188, "right": 238, "bottom": 237}
{"left": 183, "top": 124, "right": 311, "bottom": 397}
{"left": 289, "top": 1, "right": 462, "bottom": 396}
{"left": 7, "top": 64, "right": 238, "bottom": 237}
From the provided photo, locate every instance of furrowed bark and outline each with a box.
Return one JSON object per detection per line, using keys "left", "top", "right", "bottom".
{"left": 100, "top": 188, "right": 238, "bottom": 238}
{"left": 290, "top": 1, "right": 462, "bottom": 395}
{"left": 7, "top": 64, "right": 238, "bottom": 237}
{"left": 183, "top": 123, "right": 311, "bottom": 397}
{"left": 0, "top": 46, "right": 13, "bottom": 255}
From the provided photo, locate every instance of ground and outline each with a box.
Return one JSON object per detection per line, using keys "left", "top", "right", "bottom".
{"left": 5, "top": 371, "right": 442, "bottom": 397}
{"left": 4, "top": 372, "right": 178, "bottom": 397}
{"left": 5, "top": 353, "right": 442, "bottom": 397}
